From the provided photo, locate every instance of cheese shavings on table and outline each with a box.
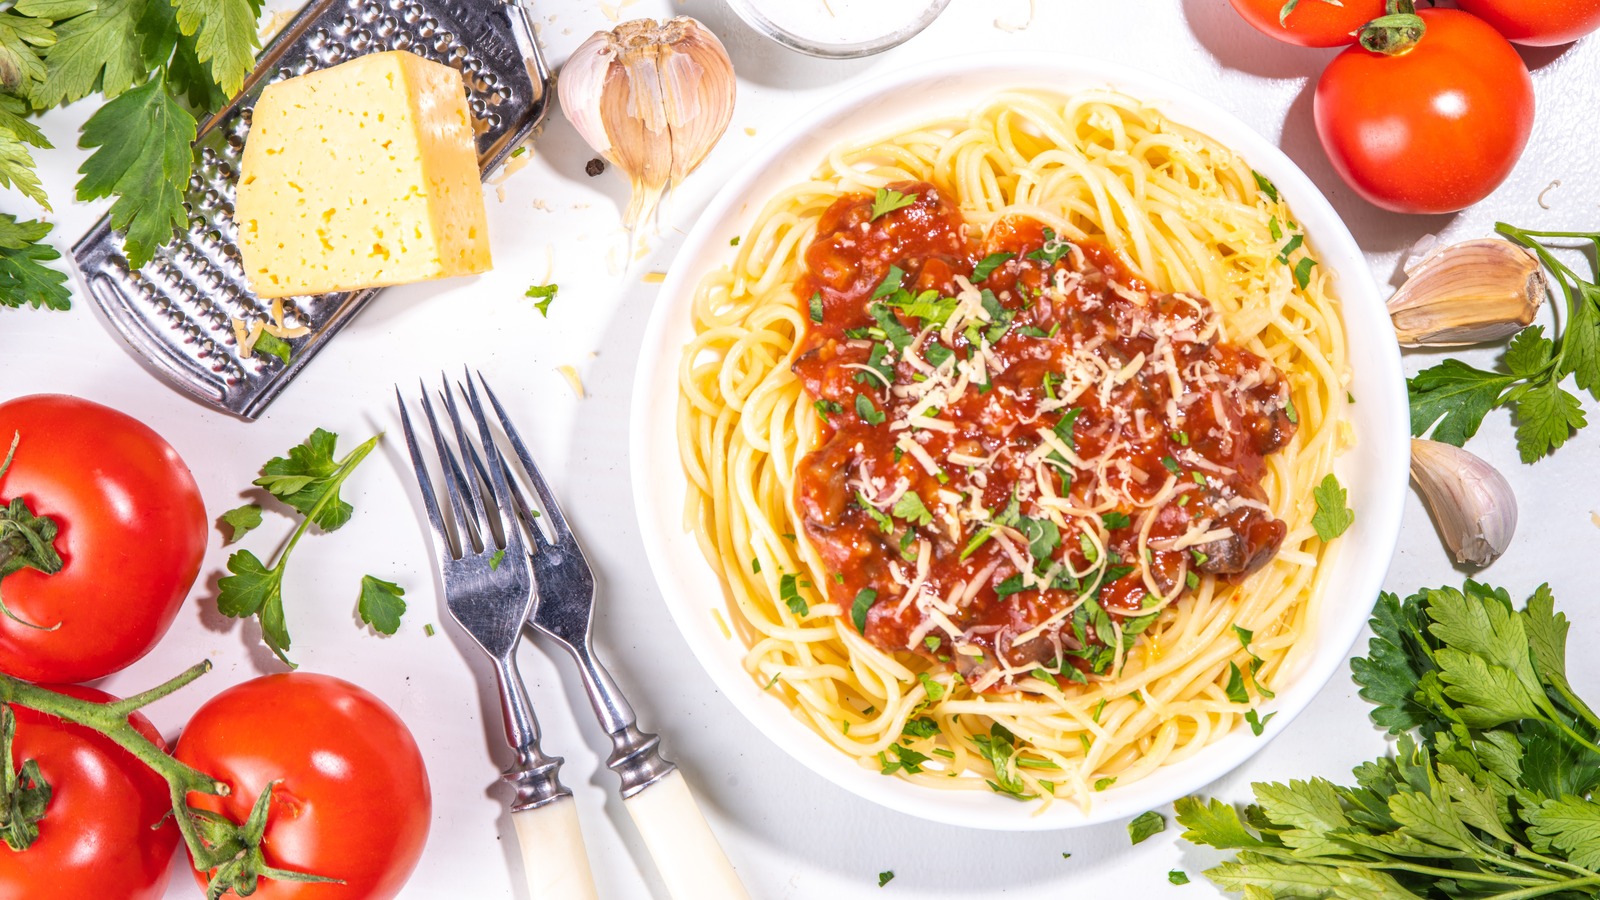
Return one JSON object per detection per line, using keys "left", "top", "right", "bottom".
{"left": 235, "top": 50, "right": 491, "bottom": 298}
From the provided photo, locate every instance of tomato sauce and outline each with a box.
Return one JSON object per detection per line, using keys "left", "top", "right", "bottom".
{"left": 791, "top": 182, "right": 1295, "bottom": 690}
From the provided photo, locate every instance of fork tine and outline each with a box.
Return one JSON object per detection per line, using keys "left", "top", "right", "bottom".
{"left": 459, "top": 370, "right": 524, "bottom": 554}
{"left": 459, "top": 421, "right": 552, "bottom": 553}
{"left": 477, "top": 372, "right": 574, "bottom": 538}
{"left": 395, "top": 387, "right": 457, "bottom": 560}
{"left": 417, "top": 381, "right": 481, "bottom": 554}
{"left": 438, "top": 374, "right": 499, "bottom": 550}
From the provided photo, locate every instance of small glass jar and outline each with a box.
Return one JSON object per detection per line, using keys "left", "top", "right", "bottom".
{"left": 723, "top": 0, "right": 953, "bottom": 58}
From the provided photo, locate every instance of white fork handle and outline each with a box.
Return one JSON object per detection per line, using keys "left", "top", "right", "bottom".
{"left": 623, "top": 769, "right": 749, "bottom": 900}
{"left": 512, "top": 797, "right": 599, "bottom": 900}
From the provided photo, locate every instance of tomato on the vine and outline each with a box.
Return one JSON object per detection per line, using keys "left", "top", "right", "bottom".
{"left": 174, "top": 673, "right": 431, "bottom": 899}
{"left": 1314, "top": 8, "right": 1535, "bottom": 214}
{"left": 1455, "top": 0, "right": 1600, "bottom": 46}
{"left": 1228, "top": 0, "right": 1387, "bottom": 47}
{"left": 0, "top": 395, "right": 207, "bottom": 684}
{"left": 0, "top": 685, "right": 179, "bottom": 900}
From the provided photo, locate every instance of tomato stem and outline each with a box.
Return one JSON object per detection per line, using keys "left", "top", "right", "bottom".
{"left": 0, "top": 705, "right": 50, "bottom": 851}
{"left": 1359, "top": 1, "right": 1425, "bottom": 55}
{"left": 0, "top": 663, "right": 339, "bottom": 895}
{"left": 0, "top": 433, "right": 65, "bottom": 632}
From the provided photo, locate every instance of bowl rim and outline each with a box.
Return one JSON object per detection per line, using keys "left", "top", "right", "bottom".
{"left": 721, "top": 0, "right": 956, "bottom": 59}
{"left": 628, "top": 50, "right": 1410, "bottom": 831}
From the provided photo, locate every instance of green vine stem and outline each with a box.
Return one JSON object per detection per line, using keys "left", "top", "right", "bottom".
{"left": 0, "top": 662, "right": 335, "bottom": 897}
{"left": 1359, "top": 0, "right": 1426, "bottom": 55}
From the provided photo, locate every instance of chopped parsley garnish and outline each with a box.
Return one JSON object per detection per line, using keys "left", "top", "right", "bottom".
{"left": 1191, "top": 549, "right": 1209, "bottom": 566}
{"left": 780, "top": 573, "right": 808, "bottom": 617}
{"left": 1031, "top": 667, "right": 1059, "bottom": 688}
{"left": 1224, "top": 662, "right": 1250, "bottom": 704}
{"left": 1311, "top": 473, "right": 1354, "bottom": 541}
{"left": 1284, "top": 397, "right": 1299, "bottom": 424}
{"left": 972, "top": 723, "right": 1030, "bottom": 800}
{"left": 851, "top": 588, "right": 877, "bottom": 633}
{"left": 1027, "top": 227, "right": 1073, "bottom": 265}
{"left": 1168, "top": 870, "right": 1190, "bottom": 885}
{"left": 869, "top": 187, "right": 919, "bottom": 221}
{"left": 879, "top": 743, "right": 930, "bottom": 774}
{"left": 1102, "top": 511, "right": 1131, "bottom": 530}
{"left": 808, "top": 292, "right": 824, "bottom": 323}
{"left": 978, "top": 289, "right": 1014, "bottom": 343}
{"left": 813, "top": 399, "right": 843, "bottom": 420}
{"left": 488, "top": 549, "right": 505, "bottom": 571}
{"left": 877, "top": 871, "right": 895, "bottom": 888}
{"left": 887, "top": 289, "right": 958, "bottom": 327}
{"left": 729, "top": 236, "right": 740, "bottom": 246}
{"left": 923, "top": 340, "right": 953, "bottom": 368}
{"left": 1252, "top": 170, "right": 1280, "bottom": 202}
{"left": 1172, "top": 430, "right": 1189, "bottom": 446}
{"left": 995, "top": 573, "right": 1027, "bottom": 597}
{"left": 1268, "top": 216, "right": 1282, "bottom": 241}
{"left": 253, "top": 331, "right": 292, "bottom": 364}
{"left": 868, "top": 303, "right": 914, "bottom": 350}
{"left": 1244, "top": 708, "right": 1276, "bottom": 736}
{"left": 855, "top": 492, "right": 894, "bottom": 533}
{"left": 902, "top": 717, "right": 940, "bottom": 738}
{"left": 751, "top": 558, "right": 761, "bottom": 574}
{"left": 892, "top": 491, "right": 933, "bottom": 527}
{"left": 960, "top": 526, "right": 995, "bottom": 560}
{"left": 1128, "top": 810, "right": 1166, "bottom": 844}
{"left": 526, "top": 283, "right": 558, "bottom": 316}
{"left": 972, "top": 251, "right": 1015, "bottom": 282}
{"left": 857, "top": 343, "right": 896, "bottom": 387}
{"left": 870, "top": 264, "right": 907, "bottom": 301}
{"left": 1186, "top": 570, "right": 1200, "bottom": 589}
{"left": 1053, "top": 408, "right": 1081, "bottom": 450}
{"left": 1160, "top": 455, "right": 1181, "bottom": 474}
{"left": 918, "top": 671, "right": 946, "bottom": 702}
{"left": 1293, "top": 256, "right": 1318, "bottom": 290}
{"left": 1093, "top": 777, "right": 1117, "bottom": 792}
{"left": 1276, "top": 233, "right": 1304, "bottom": 264}
{"left": 855, "top": 393, "right": 887, "bottom": 426}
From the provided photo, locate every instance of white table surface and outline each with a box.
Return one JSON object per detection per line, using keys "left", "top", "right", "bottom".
{"left": 5, "top": 0, "right": 1600, "bottom": 897}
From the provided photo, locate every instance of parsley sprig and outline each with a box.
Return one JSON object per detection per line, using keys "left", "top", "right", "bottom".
{"left": 0, "top": 0, "right": 261, "bottom": 282}
{"left": 1410, "top": 224, "right": 1600, "bottom": 462}
{"left": 1180, "top": 580, "right": 1600, "bottom": 898}
{"left": 216, "top": 428, "right": 404, "bottom": 666}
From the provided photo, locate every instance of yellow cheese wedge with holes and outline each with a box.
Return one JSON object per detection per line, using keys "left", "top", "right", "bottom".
{"left": 236, "top": 50, "right": 491, "bottom": 299}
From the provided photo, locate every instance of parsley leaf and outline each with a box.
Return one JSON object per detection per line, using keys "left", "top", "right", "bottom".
{"left": 972, "top": 724, "right": 1031, "bottom": 800}
{"left": 855, "top": 491, "right": 894, "bottom": 533}
{"left": 871, "top": 264, "right": 906, "bottom": 301}
{"left": 1310, "top": 473, "right": 1354, "bottom": 541}
{"left": 0, "top": 215, "right": 69, "bottom": 311}
{"left": 255, "top": 428, "right": 356, "bottom": 532}
{"left": 780, "top": 573, "right": 808, "bottom": 617}
{"left": 526, "top": 283, "right": 558, "bottom": 316}
{"left": 868, "top": 302, "right": 914, "bottom": 350}
{"left": 1224, "top": 662, "right": 1250, "bottom": 704}
{"left": 1102, "top": 511, "right": 1131, "bottom": 530}
{"left": 808, "top": 292, "right": 823, "bottom": 323}
{"left": 1514, "top": 380, "right": 1586, "bottom": 462}
{"left": 877, "top": 870, "right": 895, "bottom": 887}
{"left": 1128, "top": 810, "right": 1166, "bottom": 844}
{"left": 75, "top": 75, "right": 196, "bottom": 269}
{"left": 356, "top": 575, "right": 406, "bottom": 635}
{"left": 892, "top": 491, "right": 932, "bottom": 527}
{"left": 1244, "top": 709, "right": 1275, "bottom": 736}
{"left": 1027, "top": 228, "right": 1072, "bottom": 265}
{"left": 219, "top": 503, "right": 262, "bottom": 544}
{"left": 1408, "top": 359, "right": 1517, "bottom": 447}
{"left": 1252, "top": 170, "right": 1279, "bottom": 202}
{"left": 869, "top": 187, "right": 918, "bottom": 221}
{"left": 902, "top": 717, "right": 939, "bottom": 739}
{"left": 19, "top": 0, "right": 144, "bottom": 107}
{"left": 0, "top": 11, "right": 54, "bottom": 101}
{"left": 0, "top": 96, "right": 49, "bottom": 208}
{"left": 851, "top": 588, "right": 876, "bottom": 634}
{"left": 972, "top": 251, "right": 1014, "bottom": 282}
{"left": 855, "top": 393, "right": 887, "bottom": 426}
{"left": 1168, "top": 870, "right": 1190, "bottom": 885}
{"left": 252, "top": 330, "right": 291, "bottom": 365}
{"left": 171, "top": 0, "right": 261, "bottom": 97}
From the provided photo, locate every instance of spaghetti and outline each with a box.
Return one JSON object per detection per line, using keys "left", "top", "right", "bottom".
{"left": 677, "top": 89, "right": 1351, "bottom": 808}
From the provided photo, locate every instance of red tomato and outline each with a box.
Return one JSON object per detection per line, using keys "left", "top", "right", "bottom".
{"left": 1228, "top": 0, "right": 1387, "bottom": 47}
{"left": 0, "top": 685, "right": 178, "bottom": 899}
{"left": 1314, "top": 9, "right": 1534, "bottom": 214}
{"left": 174, "top": 673, "right": 431, "bottom": 899}
{"left": 1455, "top": 0, "right": 1600, "bottom": 46}
{"left": 0, "top": 395, "right": 207, "bottom": 683}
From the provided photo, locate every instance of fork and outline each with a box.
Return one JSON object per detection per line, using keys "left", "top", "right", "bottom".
{"left": 456, "top": 374, "right": 749, "bottom": 900}
{"left": 397, "top": 376, "right": 599, "bottom": 900}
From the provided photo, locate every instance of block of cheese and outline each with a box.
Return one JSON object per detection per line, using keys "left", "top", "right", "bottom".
{"left": 236, "top": 50, "right": 491, "bottom": 299}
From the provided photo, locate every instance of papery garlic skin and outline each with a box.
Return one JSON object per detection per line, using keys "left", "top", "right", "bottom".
{"left": 1410, "top": 438, "right": 1518, "bottom": 567}
{"left": 558, "top": 17, "right": 735, "bottom": 234}
{"left": 1389, "top": 238, "right": 1545, "bottom": 346}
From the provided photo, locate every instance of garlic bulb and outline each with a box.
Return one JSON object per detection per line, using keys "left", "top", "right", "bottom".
{"left": 1389, "top": 238, "right": 1545, "bottom": 346}
{"left": 1410, "top": 439, "right": 1518, "bottom": 567}
{"left": 559, "top": 17, "right": 735, "bottom": 236}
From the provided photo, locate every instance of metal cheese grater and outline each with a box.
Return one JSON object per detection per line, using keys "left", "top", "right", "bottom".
{"left": 72, "top": 0, "right": 551, "bottom": 419}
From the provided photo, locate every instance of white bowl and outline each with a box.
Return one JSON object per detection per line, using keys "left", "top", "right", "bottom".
{"left": 629, "top": 52, "right": 1409, "bottom": 830}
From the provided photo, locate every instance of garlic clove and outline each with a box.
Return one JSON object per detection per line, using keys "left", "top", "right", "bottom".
{"left": 1388, "top": 238, "right": 1545, "bottom": 346}
{"left": 558, "top": 17, "right": 735, "bottom": 236}
{"left": 1409, "top": 438, "right": 1518, "bottom": 567}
